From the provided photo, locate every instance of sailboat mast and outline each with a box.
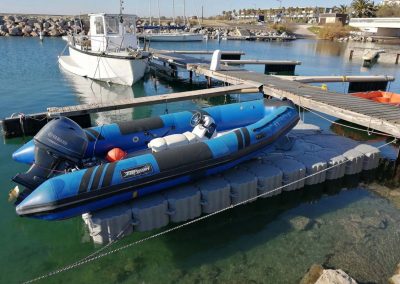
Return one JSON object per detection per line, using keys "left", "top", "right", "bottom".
{"left": 158, "top": 0, "right": 161, "bottom": 27}
{"left": 183, "top": 0, "right": 186, "bottom": 26}
{"left": 173, "top": 0, "right": 175, "bottom": 24}
{"left": 149, "top": 0, "right": 152, "bottom": 26}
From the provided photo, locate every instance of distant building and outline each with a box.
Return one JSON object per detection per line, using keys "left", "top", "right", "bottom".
{"left": 381, "top": 0, "right": 400, "bottom": 5}
{"left": 349, "top": 17, "right": 400, "bottom": 37}
{"left": 318, "top": 13, "right": 348, "bottom": 25}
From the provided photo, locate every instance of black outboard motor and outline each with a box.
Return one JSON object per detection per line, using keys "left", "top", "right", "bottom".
{"left": 13, "top": 117, "right": 88, "bottom": 191}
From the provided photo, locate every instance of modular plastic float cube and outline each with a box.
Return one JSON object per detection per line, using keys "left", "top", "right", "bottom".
{"left": 288, "top": 153, "right": 327, "bottom": 185}
{"left": 163, "top": 185, "right": 201, "bottom": 223}
{"left": 82, "top": 204, "right": 133, "bottom": 245}
{"left": 243, "top": 160, "right": 283, "bottom": 197}
{"left": 314, "top": 150, "right": 347, "bottom": 180}
{"left": 196, "top": 176, "right": 231, "bottom": 214}
{"left": 342, "top": 148, "right": 365, "bottom": 175}
{"left": 223, "top": 168, "right": 258, "bottom": 204}
{"left": 263, "top": 157, "right": 306, "bottom": 191}
{"left": 354, "top": 144, "right": 381, "bottom": 170}
{"left": 131, "top": 194, "right": 169, "bottom": 232}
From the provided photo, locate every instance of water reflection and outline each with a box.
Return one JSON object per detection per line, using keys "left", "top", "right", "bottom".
{"left": 61, "top": 70, "right": 139, "bottom": 125}
{"left": 315, "top": 40, "right": 346, "bottom": 57}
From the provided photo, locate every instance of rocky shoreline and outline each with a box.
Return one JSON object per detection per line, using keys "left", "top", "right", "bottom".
{"left": 0, "top": 14, "right": 293, "bottom": 39}
{"left": 0, "top": 14, "right": 87, "bottom": 37}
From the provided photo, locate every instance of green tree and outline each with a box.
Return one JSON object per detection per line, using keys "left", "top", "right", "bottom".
{"left": 351, "top": 0, "right": 377, "bottom": 18}
{"left": 337, "top": 4, "right": 348, "bottom": 13}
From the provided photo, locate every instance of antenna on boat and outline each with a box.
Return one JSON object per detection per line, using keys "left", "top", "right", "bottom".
{"left": 119, "top": 0, "right": 124, "bottom": 23}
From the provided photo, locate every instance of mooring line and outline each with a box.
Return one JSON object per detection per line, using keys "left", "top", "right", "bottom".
{"left": 23, "top": 138, "right": 397, "bottom": 284}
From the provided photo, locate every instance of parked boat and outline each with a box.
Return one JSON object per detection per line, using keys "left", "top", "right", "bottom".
{"left": 10, "top": 100, "right": 299, "bottom": 220}
{"left": 139, "top": 32, "right": 203, "bottom": 42}
{"left": 362, "top": 49, "right": 385, "bottom": 67}
{"left": 59, "top": 12, "right": 149, "bottom": 86}
{"left": 352, "top": 90, "right": 400, "bottom": 106}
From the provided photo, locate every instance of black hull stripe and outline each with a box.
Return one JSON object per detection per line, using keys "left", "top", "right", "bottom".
{"left": 86, "top": 129, "right": 105, "bottom": 141}
{"left": 241, "top": 127, "right": 251, "bottom": 147}
{"left": 90, "top": 164, "right": 107, "bottom": 191}
{"left": 85, "top": 132, "right": 95, "bottom": 142}
{"left": 78, "top": 167, "right": 96, "bottom": 194}
{"left": 102, "top": 162, "right": 117, "bottom": 188}
{"left": 234, "top": 130, "right": 244, "bottom": 150}
{"left": 19, "top": 115, "right": 299, "bottom": 216}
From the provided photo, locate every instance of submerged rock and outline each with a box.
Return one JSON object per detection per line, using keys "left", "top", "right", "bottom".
{"left": 317, "top": 269, "right": 358, "bottom": 284}
{"left": 288, "top": 215, "right": 312, "bottom": 231}
{"left": 300, "top": 264, "right": 324, "bottom": 284}
{"left": 389, "top": 264, "right": 400, "bottom": 284}
{"left": 301, "top": 265, "right": 358, "bottom": 284}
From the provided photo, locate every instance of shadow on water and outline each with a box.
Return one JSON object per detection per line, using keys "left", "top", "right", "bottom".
{"left": 159, "top": 172, "right": 372, "bottom": 270}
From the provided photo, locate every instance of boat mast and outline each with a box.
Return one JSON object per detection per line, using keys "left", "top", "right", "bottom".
{"left": 173, "top": 0, "right": 175, "bottom": 24}
{"left": 183, "top": 0, "right": 186, "bottom": 26}
{"left": 119, "top": 0, "right": 124, "bottom": 23}
{"left": 149, "top": 0, "right": 152, "bottom": 26}
{"left": 158, "top": 0, "right": 161, "bottom": 28}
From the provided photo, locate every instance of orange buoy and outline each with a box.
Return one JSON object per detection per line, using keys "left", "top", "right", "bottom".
{"left": 106, "top": 148, "right": 127, "bottom": 162}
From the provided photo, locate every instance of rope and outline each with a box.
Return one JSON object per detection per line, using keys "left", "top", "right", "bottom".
{"left": 22, "top": 138, "right": 397, "bottom": 284}
{"left": 300, "top": 105, "right": 396, "bottom": 138}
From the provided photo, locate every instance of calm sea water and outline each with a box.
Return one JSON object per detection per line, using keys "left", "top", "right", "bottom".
{"left": 0, "top": 37, "right": 400, "bottom": 283}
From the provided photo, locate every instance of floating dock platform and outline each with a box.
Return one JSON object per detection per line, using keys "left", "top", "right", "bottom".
{"left": 82, "top": 122, "right": 381, "bottom": 245}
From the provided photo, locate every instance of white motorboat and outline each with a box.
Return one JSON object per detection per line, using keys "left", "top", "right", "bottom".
{"left": 59, "top": 13, "right": 149, "bottom": 86}
{"left": 139, "top": 32, "right": 203, "bottom": 42}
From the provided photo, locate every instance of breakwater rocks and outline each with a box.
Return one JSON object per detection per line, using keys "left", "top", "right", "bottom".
{"left": 0, "top": 14, "right": 87, "bottom": 37}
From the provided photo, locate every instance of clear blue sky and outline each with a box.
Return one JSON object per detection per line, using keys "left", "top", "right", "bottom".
{"left": 0, "top": 0, "right": 354, "bottom": 17}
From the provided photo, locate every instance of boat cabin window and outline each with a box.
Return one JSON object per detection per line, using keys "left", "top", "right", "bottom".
{"left": 122, "top": 16, "right": 136, "bottom": 34}
{"left": 95, "top": 17, "right": 104, "bottom": 34}
{"left": 105, "top": 16, "right": 120, "bottom": 34}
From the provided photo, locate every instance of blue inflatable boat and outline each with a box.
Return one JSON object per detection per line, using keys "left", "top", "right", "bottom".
{"left": 11, "top": 99, "right": 299, "bottom": 220}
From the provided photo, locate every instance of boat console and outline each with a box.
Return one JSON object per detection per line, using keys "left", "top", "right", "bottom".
{"left": 148, "top": 113, "right": 217, "bottom": 153}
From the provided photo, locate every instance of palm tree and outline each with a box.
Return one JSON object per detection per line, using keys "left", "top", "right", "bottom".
{"left": 338, "top": 4, "right": 348, "bottom": 14}
{"left": 351, "top": 0, "right": 377, "bottom": 18}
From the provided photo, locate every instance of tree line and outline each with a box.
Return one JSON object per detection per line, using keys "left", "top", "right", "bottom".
{"left": 220, "top": 0, "right": 400, "bottom": 19}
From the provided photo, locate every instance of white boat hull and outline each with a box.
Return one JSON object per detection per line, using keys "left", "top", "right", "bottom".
{"left": 58, "top": 46, "right": 148, "bottom": 86}
{"left": 140, "top": 33, "right": 203, "bottom": 42}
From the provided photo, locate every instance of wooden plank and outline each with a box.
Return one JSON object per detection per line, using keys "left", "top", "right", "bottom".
{"left": 276, "top": 75, "right": 395, "bottom": 83}
{"left": 263, "top": 85, "right": 400, "bottom": 137}
{"left": 221, "top": 60, "right": 301, "bottom": 65}
{"left": 47, "top": 84, "right": 256, "bottom": 117}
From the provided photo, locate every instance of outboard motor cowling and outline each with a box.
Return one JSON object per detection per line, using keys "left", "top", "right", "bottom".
{"left": 13, "top": 117, "right": 88, "bottom": 191}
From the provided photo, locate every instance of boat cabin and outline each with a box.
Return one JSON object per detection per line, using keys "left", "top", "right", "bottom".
{"left": 88, "top": 13, "right": 138, "bottom": 52}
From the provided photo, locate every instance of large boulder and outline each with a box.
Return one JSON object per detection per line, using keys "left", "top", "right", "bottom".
{"left": 301, "top": 265, "right": 358, "bottom": 284}
{"left": 49, "top": 28, "right": 60, "bottom": 37}
{"left": 22, "top": 25, "right": 33, "bottom": 34}
{"left": 5, "top": 15, "right": 15, "bottom": 22}
{"left": 43, "top": 22, "right": 51, "bottom": 29}
{"left": 34, "top": 22, "right": 42, "bottom": 30}
{"left": 8, "top": 26, "right": 21, "bottom": 36}
{"left": 389, "top": 264, "right": 400, "bottom": 284}
{"left": 0, "top": 25, "right": 7, "bottom": 32}
{"left": 26, "top": 19, "right": 37, "bottom": 26}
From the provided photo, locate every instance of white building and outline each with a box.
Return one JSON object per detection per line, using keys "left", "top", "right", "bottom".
{"left": 382, "top": 0, "right": 400, "bottom": 5}
{"left": 349, "top": 17, "right": 400, "bottom": 36}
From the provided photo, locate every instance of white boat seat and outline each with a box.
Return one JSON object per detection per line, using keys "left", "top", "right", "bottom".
{"left": 148, "top": 132, "right": 199, "bottom": 153}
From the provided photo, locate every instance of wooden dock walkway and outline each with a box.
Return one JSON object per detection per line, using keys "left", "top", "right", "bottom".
{"left": 46, "top": 84, "right": 256, "bottom": 117}
{"left": 193, "top": 65, "right": 400, "bottom": 137}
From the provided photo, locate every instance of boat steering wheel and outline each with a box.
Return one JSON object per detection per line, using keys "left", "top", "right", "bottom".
{"left": 190, "top": 112, "right": 203, "bottom": 127}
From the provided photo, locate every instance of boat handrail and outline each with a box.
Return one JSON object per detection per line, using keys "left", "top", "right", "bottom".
{"left": 68, "top": 34, "right": 137, "bottom": 53}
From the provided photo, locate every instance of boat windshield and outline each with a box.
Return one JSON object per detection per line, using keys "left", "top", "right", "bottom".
{"left": 105, "top": 16, "right": 120, "bottom": 34}
{"left": 122, "top": 16, "right": 136, "bottom": 34}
